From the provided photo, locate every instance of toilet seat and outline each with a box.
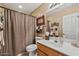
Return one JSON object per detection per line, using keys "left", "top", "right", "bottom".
{"left": 26, "top": 44, "right": 37, "bottom": 52}
{"left": 26, "top": 37, "right": 43, "bottom": 56}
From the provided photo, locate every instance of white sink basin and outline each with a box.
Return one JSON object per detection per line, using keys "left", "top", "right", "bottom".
{"left": 49, "top": 37, "right": 72, "bottom": 47}
{"left": 49, "top": 39, "right": 61, "bottom": 47}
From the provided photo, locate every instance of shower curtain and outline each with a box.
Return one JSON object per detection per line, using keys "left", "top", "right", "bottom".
{"left": 3, "top": 8, "right": 35, "bottom": 55}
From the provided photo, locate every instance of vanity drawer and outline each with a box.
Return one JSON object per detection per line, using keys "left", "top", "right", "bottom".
{"left": 37, "top": 49, "right": 47, "bottom": 56}
{"left": 37, "top": 43, "right": 66, "bottom": 56}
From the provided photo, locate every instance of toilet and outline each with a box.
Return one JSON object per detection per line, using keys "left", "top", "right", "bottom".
{"left": 26, "top": 37, "right": 43, "bottom": 56}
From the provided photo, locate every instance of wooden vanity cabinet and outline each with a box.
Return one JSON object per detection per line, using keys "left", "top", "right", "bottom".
{"left": 37, "top": 43, "right": 67, "bottom": 56}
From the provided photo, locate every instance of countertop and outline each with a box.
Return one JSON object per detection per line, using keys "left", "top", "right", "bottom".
{"left": 37, "top": 39, "right": 79, "bottom": 56}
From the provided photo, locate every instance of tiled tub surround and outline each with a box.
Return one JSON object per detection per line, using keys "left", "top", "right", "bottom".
{"left": 37, "top": 38, "right": 79, "bottom": 56}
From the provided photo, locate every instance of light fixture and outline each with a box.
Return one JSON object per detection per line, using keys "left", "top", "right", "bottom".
{"left": 18, "top": 5, "right": 23, "bottom": 8}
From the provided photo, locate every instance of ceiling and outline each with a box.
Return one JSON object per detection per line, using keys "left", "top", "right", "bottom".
{"left": 46, "top": 3, "right": 79, "bottom": 17}
{"left": 0, "top": 3, "right": 42, "bottom": 14}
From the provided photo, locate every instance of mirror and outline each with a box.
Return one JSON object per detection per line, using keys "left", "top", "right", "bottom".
{"left": 46, "top": 4, "right": 79, "bottom": 42}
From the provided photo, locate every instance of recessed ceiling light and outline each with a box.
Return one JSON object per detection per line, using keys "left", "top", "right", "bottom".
{"left": 18, "top": 5, "right": 23, "bottom": 8}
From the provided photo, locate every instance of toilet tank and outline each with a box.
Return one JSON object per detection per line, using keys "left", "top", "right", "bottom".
{"left": 35, "top": 37, "right": 43, "bottom": 44}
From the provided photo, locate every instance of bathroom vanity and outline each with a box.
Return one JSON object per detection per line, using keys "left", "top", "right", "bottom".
{"left": 37, "top": 42, "right": 67, "bottom": 56}
{"left": 37, "top": 40, "right": 79, "bottom": 56}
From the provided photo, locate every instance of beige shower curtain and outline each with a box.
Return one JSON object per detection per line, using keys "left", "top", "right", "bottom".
{"left": 4, "top": 8, "right": 35, "bottom": 55}
{"left": 4, "top": 9, "right": 13, "bottom": 55}
{"left": 25, "top": 15, "right": 35, "bottom": 46}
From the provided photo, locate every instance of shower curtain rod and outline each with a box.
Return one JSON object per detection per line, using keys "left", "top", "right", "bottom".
{"left": 0, "top": 6, "right": 36, "bottom": 18}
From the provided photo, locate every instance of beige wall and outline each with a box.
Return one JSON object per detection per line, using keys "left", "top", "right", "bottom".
{"left": 47, "top": 5, "right": 79, "bottom": 36}
{"left": 31, "top": 4, "right": 49, "bottom": 37}
{"left": 31, "top": 4, "right": 49, "bottom": 17}
{"left": 0, "top": 7, "right": 4, "bottom": 15}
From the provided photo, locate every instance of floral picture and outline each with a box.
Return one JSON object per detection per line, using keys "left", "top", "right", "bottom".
{"left": 36, "top": 15, "right": 45, "bottom": 26}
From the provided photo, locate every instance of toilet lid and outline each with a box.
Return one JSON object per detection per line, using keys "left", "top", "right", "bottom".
{"left": 26, "top": 44, "right": 37, "bottom": 51}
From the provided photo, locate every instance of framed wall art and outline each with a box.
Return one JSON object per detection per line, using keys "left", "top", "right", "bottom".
{"left": 36, "top": 15, "right": 45, "bottom": 26}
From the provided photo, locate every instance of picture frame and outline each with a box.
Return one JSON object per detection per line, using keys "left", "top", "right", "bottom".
{"left": 36, "top": 15, "right": 45, "bottom": 26}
